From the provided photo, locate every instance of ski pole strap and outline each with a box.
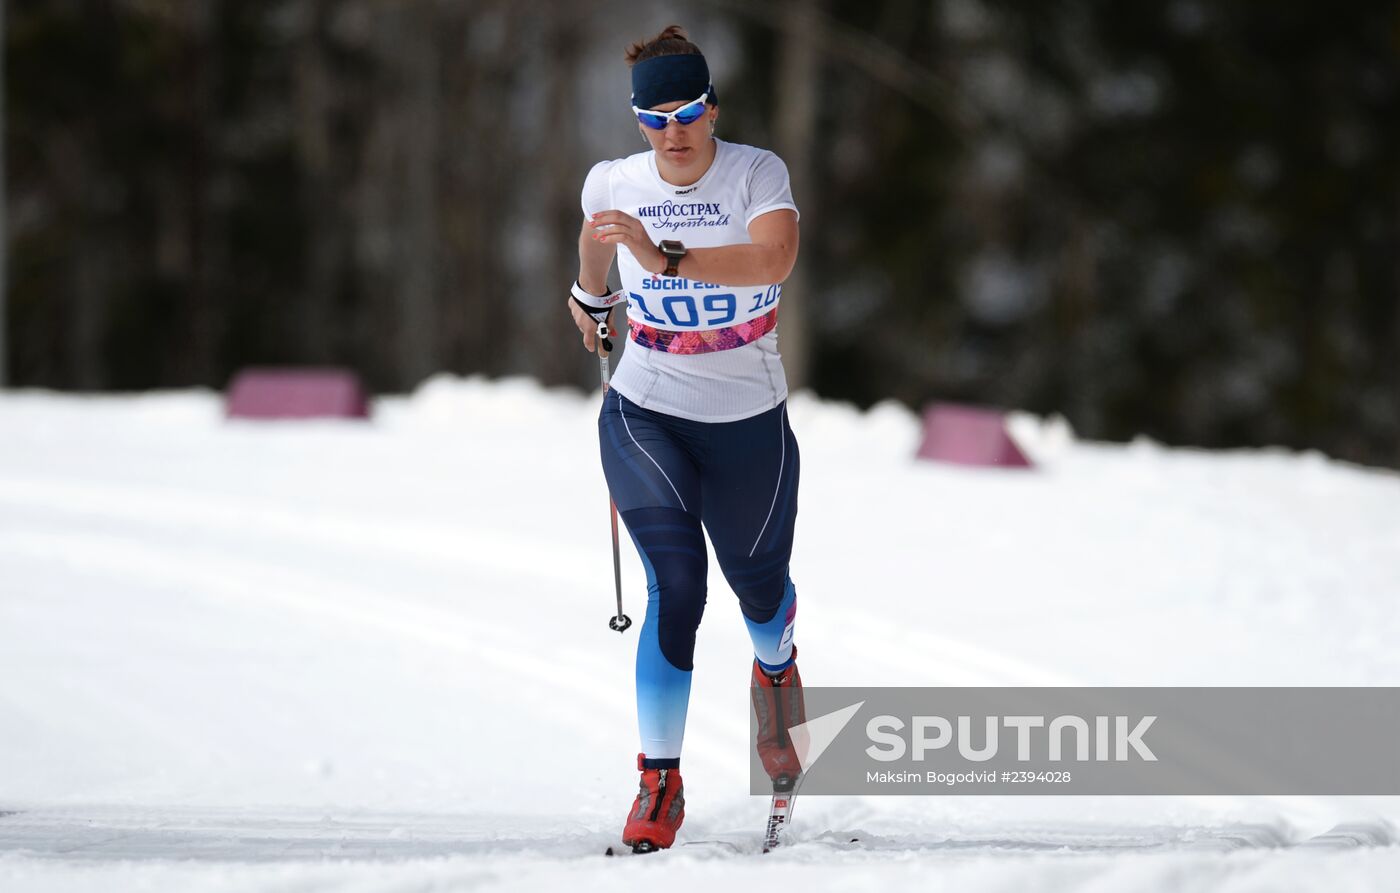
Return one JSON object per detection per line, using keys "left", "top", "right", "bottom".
{"left": 573, "top": 281, "right": 625, "bottom": 353}
{"left": 571, "top": 280, "right": 626, "bottom": 316}
{"left": 630, "top": 307, "right": 778, "bottom": 355}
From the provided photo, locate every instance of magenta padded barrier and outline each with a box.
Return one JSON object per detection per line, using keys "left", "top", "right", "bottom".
{"left": 225, "top": 367, "right": 371, "bottom": 421}
{"left": 916, "top": 402, "right": 1033, "bottom": 468}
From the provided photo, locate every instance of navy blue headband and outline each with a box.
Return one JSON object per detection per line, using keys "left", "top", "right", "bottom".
{"left": 631, "top": 54, "right": 717, "bottom": 109}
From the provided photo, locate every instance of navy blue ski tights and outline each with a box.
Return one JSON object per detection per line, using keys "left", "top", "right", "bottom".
{"left": 598, "top": 389, "right": 799, "bottom": 769}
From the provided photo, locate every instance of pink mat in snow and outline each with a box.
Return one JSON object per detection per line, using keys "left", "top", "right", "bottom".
{"left": 225, "top": 367, "right": 370, "bottom": 420}
{"left": 916, "top": 402, "right": 1032, "bottom": 468}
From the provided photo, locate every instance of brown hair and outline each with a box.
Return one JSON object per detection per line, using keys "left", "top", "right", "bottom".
{"left": 624, "top": 25, "right": 703, "bottom": 67}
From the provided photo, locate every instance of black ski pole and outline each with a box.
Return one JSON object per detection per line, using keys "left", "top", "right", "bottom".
{"left": 597, "top": 317, "right": 632, "bottom": 634}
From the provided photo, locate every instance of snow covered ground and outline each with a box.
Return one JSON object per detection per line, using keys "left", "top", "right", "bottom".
{"left": 2, "top": 374, "right": 1400, "bottom": 891}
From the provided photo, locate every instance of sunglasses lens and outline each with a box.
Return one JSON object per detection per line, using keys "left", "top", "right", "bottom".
{"left": 636, "top": 111, "right": 668, "bottom": 130}
{"left": 674, "top": 100, "right": 706, "bottom": 125}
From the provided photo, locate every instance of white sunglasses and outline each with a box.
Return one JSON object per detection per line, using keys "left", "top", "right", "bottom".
{"left": 632, "top": 90, "right": 711, "bottom": 130}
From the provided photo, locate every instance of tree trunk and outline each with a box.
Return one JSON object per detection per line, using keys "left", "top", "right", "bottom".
{"left": 296, "top": 0, "right": 337, "bottom": 364}
{"left": 773, "top": 0, "right": 821, "bottom": 392}
{"left": 0, "top": 0, "right": 7, "bottom": 388}
{"left": 531, "top": 5, "right": 584, "bottom": 386}
{"left": 397, "top": 1, "right": 440, "bottom": 390}
{"left": 179, "top": 0, "right": 219, "bottom": 386}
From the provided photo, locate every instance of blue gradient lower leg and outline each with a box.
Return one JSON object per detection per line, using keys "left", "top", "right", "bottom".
{"left": 631, "top": 530, "right": 695, "bottom": 768}
{"left": 745, "top": 575, "right": 797, "bottom": 673}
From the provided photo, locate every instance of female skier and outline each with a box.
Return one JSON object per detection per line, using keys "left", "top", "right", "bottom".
{"left": 568, "top": 25, "right": 806, "bottom": 852}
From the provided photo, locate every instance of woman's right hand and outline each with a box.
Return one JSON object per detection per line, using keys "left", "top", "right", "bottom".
{"left": 568, "top": 297, "right": 614, "bottom": 355}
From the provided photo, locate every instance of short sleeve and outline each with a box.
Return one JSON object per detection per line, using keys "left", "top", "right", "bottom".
{"left": 581, "top": 160, "right": 615, "bottom": 218}
{"left": 745, "top": 151, "right": 800, "bottom": 226}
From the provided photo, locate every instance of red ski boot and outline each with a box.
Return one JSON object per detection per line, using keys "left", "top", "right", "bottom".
{"left": 621, "top": 754, "right": 685, "bottom": 853}
{"left": 750, "top": 648, "right": 806, "bottom": 791}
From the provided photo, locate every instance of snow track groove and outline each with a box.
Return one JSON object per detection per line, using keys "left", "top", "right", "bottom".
{"left": 1, "top": 807, "right": 1395, "bottom": 863}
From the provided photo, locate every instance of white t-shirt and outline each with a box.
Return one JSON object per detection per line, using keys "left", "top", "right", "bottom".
{"left": 581, "top": 139, "right": 799, "bottom": 422}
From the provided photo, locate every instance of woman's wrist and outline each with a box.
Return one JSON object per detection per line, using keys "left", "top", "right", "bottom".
{"left": 620, "top": 236, "right": 665, "bottom": 275}
{"left": 577, "top": 276, "right": 610, "bottom": 298}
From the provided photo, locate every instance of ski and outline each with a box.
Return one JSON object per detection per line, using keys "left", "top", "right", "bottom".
{"left": 605, "top": 839, "right": 742, "bottom": 856}
{"left": 761, "top": 776, "right": 798, "bottom": 853}
{"left": 604, "top": 776, "right": 802, "bottom": 856}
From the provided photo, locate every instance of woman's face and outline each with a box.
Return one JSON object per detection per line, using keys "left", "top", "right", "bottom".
{"left": 639, "top": 99, "right": 718, "bottom": 169}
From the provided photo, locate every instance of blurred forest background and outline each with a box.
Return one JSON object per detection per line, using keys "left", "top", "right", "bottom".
{"left": 5, "top": 0, "right": 1399, "bottom": 466}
